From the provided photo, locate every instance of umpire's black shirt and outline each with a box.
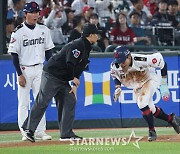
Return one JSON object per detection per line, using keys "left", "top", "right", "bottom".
{"left": 43, "top": 36, "right": 92, "bottom": 81}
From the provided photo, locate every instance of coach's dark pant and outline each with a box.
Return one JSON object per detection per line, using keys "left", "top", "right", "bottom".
{"left": 22, "top": 71, "right": 76, "bottom": 137}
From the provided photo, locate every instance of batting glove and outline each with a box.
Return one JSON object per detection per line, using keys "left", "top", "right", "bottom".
{"left": 113, "top": 87, "right": 121, "bottom": 102}
{"left": 160, "top": 78, "right": 170, "bottom": 101}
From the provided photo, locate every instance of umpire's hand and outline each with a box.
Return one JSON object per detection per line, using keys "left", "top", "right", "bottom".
{"left": 18, "top": 74, "right": 26, "bottom": 87}
{"left": 72, "top": 77, "right": 80, "bottom": 87}
{"left": 69, "top": 86, "right": 77, "bottom": 100}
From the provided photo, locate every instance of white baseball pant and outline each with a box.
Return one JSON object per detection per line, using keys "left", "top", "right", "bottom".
{"left": 135, "top": 79, "right": 159, "bottom": 114}
{"left": 17, "top": 64, "right": 46, "bottom": 135}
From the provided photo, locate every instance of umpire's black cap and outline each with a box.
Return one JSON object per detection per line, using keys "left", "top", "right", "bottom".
{"left": 82, "top": 23, "right": 101, "bottom": 37}
{"left": 23, "top": 2, "right": 40, "bottom": 13}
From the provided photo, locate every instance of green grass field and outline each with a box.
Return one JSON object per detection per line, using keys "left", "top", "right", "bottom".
{"left": 0, "top": 127, "right": 180, "bottom": 154}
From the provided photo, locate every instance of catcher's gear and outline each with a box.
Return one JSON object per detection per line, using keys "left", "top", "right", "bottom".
{"left": 113, "top": 87, "right": 122, "bottom": 102}
{"left": 160, "top": 78, "right": 170, "bottom": 101}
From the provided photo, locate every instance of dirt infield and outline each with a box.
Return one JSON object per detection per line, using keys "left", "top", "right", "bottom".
{"left": 0, "top": 135, "right": 180, "bottom": 148}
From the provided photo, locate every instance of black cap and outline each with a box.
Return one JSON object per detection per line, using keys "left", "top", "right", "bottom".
{"left": 129, "top": 11, "right": 140, "bottom": 18}
{"left": 82, "top": 23, "right": 100, "bottom": 37}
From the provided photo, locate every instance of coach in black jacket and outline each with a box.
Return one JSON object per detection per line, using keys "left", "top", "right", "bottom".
{"left": 22, "top": 23, "right": 100, "bottom": 142}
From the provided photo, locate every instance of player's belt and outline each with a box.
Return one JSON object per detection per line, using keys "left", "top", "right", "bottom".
{"left": 21, "top": 63, "right": 41, "bottom": 67}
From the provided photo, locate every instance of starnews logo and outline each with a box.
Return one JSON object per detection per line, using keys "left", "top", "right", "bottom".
{"left": 69, "top": 130, "right": 143, "bottom": 151}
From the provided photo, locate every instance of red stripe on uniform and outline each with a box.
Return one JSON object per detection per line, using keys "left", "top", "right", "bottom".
{"left": 142, "top": 109, "right": 151, "bottom": 115}
{"left": 168, "top": 115, "right": 172, "bottom": 122}
{"left": 149, "top": 127, "right": 155, "bottom": 131}
{"left": 153, "top": 107, "right": 161, "bottom": 117}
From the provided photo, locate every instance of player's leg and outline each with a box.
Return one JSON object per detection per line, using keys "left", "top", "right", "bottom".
{"left": 22, "top": 71, "right": 60, "bottom": 142}
{"left": 152, "top": 106, "right": 172, "bottom": 122}
{"left": 31, "top": 65, "right": 52, "bottom": 140}
{"left": 136, "top": 80, "right": 157, "bottom": 141}
{"left": 149, "top": 97, "right": 180, "bottom": 134}
{"left": 17, "top": 67, "right": 32, "bottom": 140}
{"left": 148, "top": 80, "right": 180, "bottom": 134}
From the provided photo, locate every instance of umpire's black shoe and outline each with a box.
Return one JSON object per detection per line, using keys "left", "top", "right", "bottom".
{"left": 169, "top": 113, "right": 180, "bottom": 134}
{"left": 148, "top": 130, "right": 157, "bottom": 142}
{"left": 59, "top": 135, "right": 83, "bottom": 141}
{"left": 23, "top": 129, "right": 35, "bottom": 142}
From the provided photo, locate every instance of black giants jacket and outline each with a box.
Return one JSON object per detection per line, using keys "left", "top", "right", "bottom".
{"left": 43, "top": 37, "right": 92, "bottom": 81}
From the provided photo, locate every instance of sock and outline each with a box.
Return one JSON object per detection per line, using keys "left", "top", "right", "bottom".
{"left": 153, "top": 106, "right": 172, "bottom": 122}
{"left": 140, "top": 106, "right": 155, "bottom": 131}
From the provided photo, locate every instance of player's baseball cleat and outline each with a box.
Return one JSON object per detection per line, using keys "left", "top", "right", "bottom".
{"left": 59, "top": 135, "right": 83, "bottom": 141}
{"left": 35, "top": 131, "right": 52, "bottom": 140}
{"left": 23, "top": 129, "right": 35, "bottom": 142}
{"left": 169, "top": 113, "right": 180, "bottom": 134}
{"left": 22, "top": 136, "right": 28, "bottom": 141}
{"left": 148, "top": 130, "right": 157, "bottom": 142}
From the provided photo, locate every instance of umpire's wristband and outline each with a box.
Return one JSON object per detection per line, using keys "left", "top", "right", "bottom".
{"left": 71, "top": 81, "right": 77, "bottom": 87}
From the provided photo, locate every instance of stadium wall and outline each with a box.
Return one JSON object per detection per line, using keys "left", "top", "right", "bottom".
{"left": 0, "top": 51, "right": 179, "bottom": 130}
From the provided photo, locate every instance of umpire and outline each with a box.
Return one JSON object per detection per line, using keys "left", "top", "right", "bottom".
{"left": 22, "top": 23, "right": 100, "bottom": 142}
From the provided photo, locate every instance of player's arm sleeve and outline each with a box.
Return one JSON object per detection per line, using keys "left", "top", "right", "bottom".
{"left": 114, "top": 78, "right": 121, "bottom": 86}
{"left": 110, "top": 63, "right": 121, "bottom": 86}
{"left": 147, "top": 52, "right": 165, "bottom": 69}
{"left": 161, "top": 62, "right": 167, "bottom": 76}
{"left": 45, "top": 49, "right": 52, "bottom": 61}
{"left": 45, "top": 28, "right": 55, "bottom": 50}
{"left": 8, "top": 32, "right": 19, "bottom": 54}
{"left": 11, "top": 53, "right": 22, "bottom": 76}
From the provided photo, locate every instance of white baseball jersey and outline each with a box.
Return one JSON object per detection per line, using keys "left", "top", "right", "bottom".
{"left": 111, "top": 52, "right": 165, "bottom": 89}
{"left": 8, "top": 22, "right": 55, "bottom": 66}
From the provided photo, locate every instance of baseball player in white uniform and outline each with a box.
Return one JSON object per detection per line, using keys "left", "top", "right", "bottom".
{"left": 8, "top": 2, "right": 54, "bottom": 141}
{"left": 110, "top": 46, "right": 180, "bottom": 141}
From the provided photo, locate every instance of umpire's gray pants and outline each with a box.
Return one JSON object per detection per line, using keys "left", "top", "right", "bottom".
{"left": 22, "top": 71, "right": 76, "bottom": 137}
